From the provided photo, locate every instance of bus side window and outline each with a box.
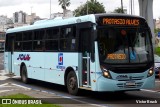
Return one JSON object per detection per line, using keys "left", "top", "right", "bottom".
{"left": 33, "top": 30, "right": 45, "bottom": 51}
{"left": 22, "top": 31, "right": 32, "bottom": 51}
{"left": 60, "top": 26, "right": 76, "bottom": 51}
{"left": 45, "top": 28, "right": 59, "bottom": 51}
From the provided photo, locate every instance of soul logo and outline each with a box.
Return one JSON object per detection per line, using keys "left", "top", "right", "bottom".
{"left": 17, "top": 54, "right": 31, "bottom": 61}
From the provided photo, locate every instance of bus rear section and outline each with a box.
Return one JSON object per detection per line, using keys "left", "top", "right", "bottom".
{"left": 94, "top": 14, "right": 155, "bottom": 92}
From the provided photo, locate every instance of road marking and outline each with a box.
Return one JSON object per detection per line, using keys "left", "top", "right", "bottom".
{"left": 155, "top": 80, "right": 160, "bottom": 82}
{"left": 0, "top": 90, "right": 12, "bottom": 93}
{"left": 141, "top": 89, "right": 160, "bottom": 93}
{"left": 11, "top": 83, "right": 31, "bottom": 90}
{"left": 0, "top": 83, "right": 10, "bottom": 86}
{"left": 0, "top": 76, "right": 9, "bottom": 80}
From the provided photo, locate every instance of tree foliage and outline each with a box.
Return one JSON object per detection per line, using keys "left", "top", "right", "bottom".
{"left": 74, "top": 0, "right": 106, "bottom": 17}
{"left": 58, "top": 0, "right": 70, "bottom": 10}
{"left": 58, "top": 0, "right": 71, "bottom": 17}
{"left": 155, "top": 28, "right": 160, "bottom": 35}
{"left": 113, "top": 7, "right": 124, "bottom": 13}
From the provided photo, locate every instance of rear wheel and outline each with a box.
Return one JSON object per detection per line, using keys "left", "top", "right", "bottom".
{"left": 67, "top": 71, "right": 78, "bottom": 95}
{"left": 21, "top": 65, "right": 29, "bottom": 84}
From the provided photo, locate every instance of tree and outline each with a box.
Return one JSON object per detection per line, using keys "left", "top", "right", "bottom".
{"left": 74, "top": 0, "right": 106, "bottom": 17}
{"left": 155, "top": 28, "right": 160, "bottom": 37}
{"left": 58, "top": 0, "right": 71, "bottom": 17}
{"left": 113, "top": 7, "right": 124, "bottom": 13}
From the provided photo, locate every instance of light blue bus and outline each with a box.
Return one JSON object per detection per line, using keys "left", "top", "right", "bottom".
{"left": 4, "top": 14, "right": 154, "bottom": 95}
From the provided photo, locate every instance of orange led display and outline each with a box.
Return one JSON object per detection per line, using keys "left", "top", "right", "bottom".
{"left": 102, "top": 18, "right": 139, "bottom": 26}
{"left": 107, "top": 54, "right": 126, "bottom": 60}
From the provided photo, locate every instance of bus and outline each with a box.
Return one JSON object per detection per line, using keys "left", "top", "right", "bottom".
{"left": 4, "top": 14, "right": 154, "bottom": 95}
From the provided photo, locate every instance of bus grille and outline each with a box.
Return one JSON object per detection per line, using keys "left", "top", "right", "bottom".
{"left": 117, "top": 82, "right": 143, "bottom": 88}
{"left": 117, "top": 76, "right": 144, "bottom": 81}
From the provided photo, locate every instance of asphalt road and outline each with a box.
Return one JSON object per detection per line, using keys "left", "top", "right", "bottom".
{"left": 0, "top": 53, "right": 160, "bottom": 107}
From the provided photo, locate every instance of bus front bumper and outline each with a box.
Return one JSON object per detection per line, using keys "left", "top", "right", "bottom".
{"left": 96, "top": 75, "right": 155, "bottom": 92}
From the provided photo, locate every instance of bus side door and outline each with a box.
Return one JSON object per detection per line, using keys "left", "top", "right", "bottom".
{"left": 77, "top": 22, "right": 96, "bottom": 89}
{"left": 6, "top": 35, "right": 15, "bottom": 74}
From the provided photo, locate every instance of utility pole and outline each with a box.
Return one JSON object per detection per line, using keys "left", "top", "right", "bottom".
{"left": 31, "top": 6, "right": 33, "bottom": 14}
{"left": 121, "top": 0, "right": 124, "bottom": 13}
{"left": 131, "top": 0, "right": 133, "bottom": 14}
{"left": 50, "top": 0, "right": 51, "bottom": 18}
{"left": 87, "top": 0, "right": 88, "bottom": 15}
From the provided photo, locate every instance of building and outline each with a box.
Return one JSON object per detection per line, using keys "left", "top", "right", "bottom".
{"left": 51, "top": 12, "right": 63, "bottom": 19}
{"left": 51, "top": 10, "right": 73, "bottom": 19}
{"left": 0, "top": 15, "right": 13, "bottom": 31}
{"left": 13, "top": 11, "right": 26, "bottom": 24}
{"left": 26, "top": 13, "right": 41, "bottom": 25}
{"left": 156, "top": 18, "right": 160, "bottom": 29}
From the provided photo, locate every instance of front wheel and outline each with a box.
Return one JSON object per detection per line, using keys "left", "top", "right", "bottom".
{"left": 21, "top": 65, "right": 29, "bottom": 84}
{"left": 67, "top": 71, "right": 78, "bottom": 95}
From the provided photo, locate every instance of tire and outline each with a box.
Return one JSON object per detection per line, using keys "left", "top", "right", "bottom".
{"left": 21, "top": 65, "right": 29, "bottom": 84}
{"left": 67, "top": 71, "right": 78, "bottom": 95}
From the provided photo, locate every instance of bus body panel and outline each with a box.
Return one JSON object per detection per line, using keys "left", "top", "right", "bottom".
{"left": 12, "top": 52, "right": 79, "bottom": 85}
{"left": 44, "top": 52, "right": 78, "bottom": 85}
{"left": 4, "top": 52, "right": 10, "bottom": 73}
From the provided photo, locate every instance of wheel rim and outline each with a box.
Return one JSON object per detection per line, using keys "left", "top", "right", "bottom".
{"left": 69, "top": 77, "right": 76, "bottom": 90}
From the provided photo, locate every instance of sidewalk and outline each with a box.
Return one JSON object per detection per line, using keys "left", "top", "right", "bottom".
{"left": 0, "top": 83, "right": 100, "bottom": 107}
{"left": 0, "top": 70, "right": 100, "bottom": 107}
{"left": 0, "top": 70, "right": 10, "bottom": 80}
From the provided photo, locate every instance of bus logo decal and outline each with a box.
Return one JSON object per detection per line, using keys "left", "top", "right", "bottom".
{"left": 17, "top": 54, "right": 31, "bottom": 61}
{"left": 57, "top": 53, "right": 65, "bottom": 70}
{"left": 58, "top": 53, "right": 63, "bottom": 65}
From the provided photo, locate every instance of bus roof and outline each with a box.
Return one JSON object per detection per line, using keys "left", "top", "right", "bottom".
{"left": 6, "top": 14, "right": 96, "bottom": 34}
{"left": 6, "top": 13, "right": 145, "bottom": 34}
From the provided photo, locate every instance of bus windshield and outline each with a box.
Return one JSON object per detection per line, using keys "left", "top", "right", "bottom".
{"left": 97, "top": 27, "right": 153, "bottom": 64}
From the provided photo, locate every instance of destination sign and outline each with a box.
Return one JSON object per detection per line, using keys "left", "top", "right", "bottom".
{"left": 102, "top": 18, "right": 139, "bottom": 26}
{"left": 107, "top": 54, "right": 126, "bottom": 60}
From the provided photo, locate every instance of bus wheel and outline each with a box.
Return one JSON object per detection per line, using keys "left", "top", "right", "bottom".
{"left": 21, "top": 65, "right": 29, "bottom": 84}
{"left": 67, "top": 71, "right": 78, "bottom": 95}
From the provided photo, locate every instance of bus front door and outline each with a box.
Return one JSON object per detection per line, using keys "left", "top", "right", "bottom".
{"left": 79, "top": 28, "right": 91, "bottom": 87}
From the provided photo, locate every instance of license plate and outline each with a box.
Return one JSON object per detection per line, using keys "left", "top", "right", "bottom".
{"left": 126, "top": 81, "right": 136, "bottom": 86}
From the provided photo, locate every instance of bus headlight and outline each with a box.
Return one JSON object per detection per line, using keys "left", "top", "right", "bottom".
{"left": 101, "top": 66, "right": 112, "bottom": 79}
{"left": 147, "top": 68, "right": 154, "bottom": 77}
